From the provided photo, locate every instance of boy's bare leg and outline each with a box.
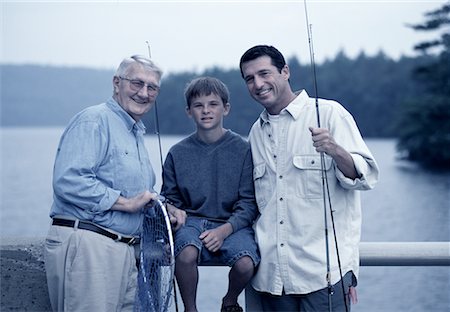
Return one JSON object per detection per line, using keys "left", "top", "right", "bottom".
{"left": 175, "top": 246, "right": 199, "bottom": 312}
{"left": 222, "top": 256, "right": 255, "bottom": 307}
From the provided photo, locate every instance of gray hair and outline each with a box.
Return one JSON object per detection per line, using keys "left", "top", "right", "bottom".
{"left": 115, "top": 55, "right": 163, "bottom": 80}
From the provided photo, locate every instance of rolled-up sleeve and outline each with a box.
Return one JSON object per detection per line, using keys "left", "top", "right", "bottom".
{"left": 336, "top": 153, "right": 379, "bottom": 190}
{"left": 53, "top": 120, "right": 120, "bottom": 213}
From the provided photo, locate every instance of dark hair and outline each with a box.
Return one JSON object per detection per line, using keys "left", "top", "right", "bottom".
{"left": 239, "top": 45, "right": 287, "bottom": 78}
{"left": 184, "top": 77, "right": 230, "bottom": 108}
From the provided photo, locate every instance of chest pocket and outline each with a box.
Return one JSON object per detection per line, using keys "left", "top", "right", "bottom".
{"left": 253, "top": 163, "right": 271, "bottom": 210}
{"left": 111, "top": 146, "right": 145, "bottom": 197}
{"left": 293, "top": 154, "right": 335, "bottom": 199}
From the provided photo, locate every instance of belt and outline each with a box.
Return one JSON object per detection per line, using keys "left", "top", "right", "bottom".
{"left": 52, "top": 218, "right": 140, "bottom": 245}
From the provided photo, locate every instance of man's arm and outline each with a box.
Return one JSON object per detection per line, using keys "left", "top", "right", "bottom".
{"left": 110, "top": 190, "right": 157, "bottom": 213}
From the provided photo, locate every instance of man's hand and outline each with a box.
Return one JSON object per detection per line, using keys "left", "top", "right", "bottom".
{"left": 309, "top": 127, "right": 359, "bottom": 179}
{"left": 309, "top": 127, "right": 338, "bottom": 156}
{"left": 199, "top": 223, "right": 233, "bottom": 253}
{"left": 166, "top": 203, "right": 186, "bottom": 231}
{"left": 111, "top": 190, "right": 157, "bottom": 213}
{"left": 349, "top": 286, "right": 358, "bottom": 304}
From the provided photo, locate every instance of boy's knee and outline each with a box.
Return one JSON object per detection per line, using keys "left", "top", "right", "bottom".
{"left": 233, "top": 256, "right": 254, "bottom": 274}
{"left": 176, "top": 245, "right": 199, "bottom": 265}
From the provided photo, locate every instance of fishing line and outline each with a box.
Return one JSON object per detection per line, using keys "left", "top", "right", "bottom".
{"left": 303, "top": 2, "right": 348, "bottom": 312}
{"left": 141, "top": 42, "right": 179, "bottom": 312}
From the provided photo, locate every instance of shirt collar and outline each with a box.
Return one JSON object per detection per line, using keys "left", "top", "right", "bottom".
{"left": 258, "top": 90, "right": 310, "bottom": 127}
{"left": 106, "top": 97, "right": 146, "bottom": 134}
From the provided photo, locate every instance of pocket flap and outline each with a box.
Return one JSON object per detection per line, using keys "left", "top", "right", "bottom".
{"left": 293, "top": 155, "right": 332, "bottom": 170}
{"left": 253, "top": 163, "right": 266, "bottom": 180}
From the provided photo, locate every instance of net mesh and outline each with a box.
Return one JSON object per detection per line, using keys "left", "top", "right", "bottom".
{"left": 135, "top": 200, "right": 175, "bottom": 312}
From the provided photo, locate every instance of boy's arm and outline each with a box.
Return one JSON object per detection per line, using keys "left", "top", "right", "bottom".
{"left": 161, "top": 152, "right": 187, "bottom": 230}
{"left": 226, "top": 149, "right": 259, "bottom": 232}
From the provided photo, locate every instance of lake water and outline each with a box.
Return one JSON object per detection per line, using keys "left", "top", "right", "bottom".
{"left": 1, "top": 127, "right": 449, "bottom": 311}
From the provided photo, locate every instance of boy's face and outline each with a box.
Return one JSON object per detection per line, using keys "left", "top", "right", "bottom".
{"left": 186, "top": 93, "right": 230, "bottom": 131}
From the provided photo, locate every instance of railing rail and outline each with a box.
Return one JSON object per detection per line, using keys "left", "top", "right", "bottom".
{"left": 359, "top": 242, "right": 450, "bottom": 266}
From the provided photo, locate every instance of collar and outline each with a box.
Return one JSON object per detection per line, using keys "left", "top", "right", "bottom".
{"left": 258, "top": 90, "right": 311, "bottom": 127}
{"left": 106, "top": 97, "right": 146, "bottom": 134}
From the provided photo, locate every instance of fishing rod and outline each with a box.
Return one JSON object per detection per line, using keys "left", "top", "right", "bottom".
{"left": 303, "top": 2, "right": 348, "bottom": 312}
{"left": 146, "top": 41, "right": 165, "bottom": 170}
{"left": 145, "top": 42, "right": 180, "bottom": 312}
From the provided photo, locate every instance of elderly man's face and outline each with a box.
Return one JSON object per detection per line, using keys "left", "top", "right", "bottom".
{"left": 113, "top": 63, "right": 160, "bottom": 121}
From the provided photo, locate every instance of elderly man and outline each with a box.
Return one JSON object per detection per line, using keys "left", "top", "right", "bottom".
{"left": 45, "top": 55, "right": 163, "bottom": 311}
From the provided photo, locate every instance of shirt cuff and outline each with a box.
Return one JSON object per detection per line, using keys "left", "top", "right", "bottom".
{"left": 93, "top": 188, "right": 121, "bottom": 212}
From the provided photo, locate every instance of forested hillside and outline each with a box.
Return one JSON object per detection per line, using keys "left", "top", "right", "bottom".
{"left": 1, "top": 51, "right": 432, "bottom": 137}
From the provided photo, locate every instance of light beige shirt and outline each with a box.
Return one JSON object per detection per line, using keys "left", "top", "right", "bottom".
{"left": 249, "top": 90, "right": 379, "bottom": 295}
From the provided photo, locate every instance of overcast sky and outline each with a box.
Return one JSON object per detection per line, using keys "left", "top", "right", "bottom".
{"left": 2, "top": 0, "right": 446, "bottom": 74}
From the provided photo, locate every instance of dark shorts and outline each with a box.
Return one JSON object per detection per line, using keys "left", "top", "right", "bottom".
{"left": 174, "top": 217, "right": 260, "bottom": 267}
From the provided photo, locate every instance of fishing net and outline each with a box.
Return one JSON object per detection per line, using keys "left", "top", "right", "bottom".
{"left": 135, "top": 200, "right": 175, "bottom": 312}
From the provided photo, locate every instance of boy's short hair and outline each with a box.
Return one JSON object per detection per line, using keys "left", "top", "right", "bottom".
{"left": 184, "top": 77, "right": 230, "bottom": 108}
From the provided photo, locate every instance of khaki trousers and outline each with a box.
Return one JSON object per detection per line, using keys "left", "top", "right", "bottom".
{"left": 44, "top": 225, "right": 138, "bottom": 312}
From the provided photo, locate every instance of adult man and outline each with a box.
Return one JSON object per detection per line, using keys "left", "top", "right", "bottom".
{"left": 44, "top": 55, "right": 163, "bottom": 311}
{"left": 239, "top": 45, "right": 379, "bottom": 311}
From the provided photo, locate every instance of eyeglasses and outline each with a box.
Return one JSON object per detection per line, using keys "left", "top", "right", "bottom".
{"left": 119, "top": 76, "right": 160, "bottom": 94}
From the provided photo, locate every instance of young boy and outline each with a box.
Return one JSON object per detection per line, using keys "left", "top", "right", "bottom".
{"left": 161, "top": 77, "right": 260, "bottom": 312}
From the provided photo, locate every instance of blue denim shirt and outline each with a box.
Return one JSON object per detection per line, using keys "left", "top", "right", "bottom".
{"left": 50, "top": 98, "right": 156, "bottom": 235}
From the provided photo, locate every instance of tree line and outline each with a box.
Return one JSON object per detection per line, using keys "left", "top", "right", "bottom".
{"left": 142, "top": 51, "right": 431, "bottom": 139}
{"left": 0, "top": 53, "right": 441, "bottom": 158}
{"left": 3, "top": 52, "right": 426, "bottom": 138}
{"left": 2, "top": 4, "right": 448, "bottom": 169}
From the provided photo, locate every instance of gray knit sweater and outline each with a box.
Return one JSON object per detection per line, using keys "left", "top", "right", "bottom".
{"left": 161, "top": 130, "right": 258, "bottom": 232}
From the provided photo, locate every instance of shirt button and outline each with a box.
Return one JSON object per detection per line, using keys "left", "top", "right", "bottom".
{"left": 280, "top": 220, "right": 284, "bottom": 224}
{"left": 273, "top": 155, "right": 277, "bottom": 159}
{"left": 311, "top": 160, "right": 315, "bottom": 164}
{"left": 279, "top": 197, "right": 283, "bottom": 201}
{"left": 280, "top": 243, "right": 284, "bottom": 247}
{"left": 279, "top": 175, "right": 283, "bottom": 179}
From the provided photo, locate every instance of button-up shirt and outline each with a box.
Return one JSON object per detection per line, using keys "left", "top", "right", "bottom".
{"left": 249, "top": 90, "right": 379, "bottom": 295}
{"left": 50, "top": 98, "right": 156, "bottom": 235}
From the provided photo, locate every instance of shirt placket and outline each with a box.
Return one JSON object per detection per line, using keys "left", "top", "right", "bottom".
{"left": 276, "top": 115, "right": 290, "bottom": 287}
{"left": 133, "top": 126, "right": 147, "bottom": 191}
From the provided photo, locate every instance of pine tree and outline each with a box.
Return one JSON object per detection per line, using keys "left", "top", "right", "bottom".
{"left": 397, "top": 3, "right": 450, "bottom": 169}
